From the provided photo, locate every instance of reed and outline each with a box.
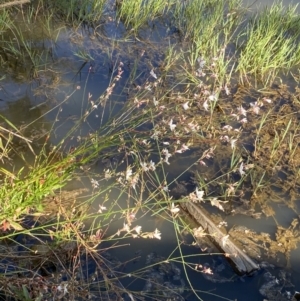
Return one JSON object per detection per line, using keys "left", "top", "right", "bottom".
{"left": 1, "top": 0, "right": 300, "bottom": 300}
{"left": 236, "top": 3, "right": 300, "bottom": 85}
{"left": 116, "top": 0, "right": 173, "bottom": 33}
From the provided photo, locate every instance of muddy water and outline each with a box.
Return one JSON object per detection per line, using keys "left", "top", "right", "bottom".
{"left": 1, "top": 3, "right": 300, "bottom": 301}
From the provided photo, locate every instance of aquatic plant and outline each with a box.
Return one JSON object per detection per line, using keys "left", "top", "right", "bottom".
{"left": 1, "top": 0, "right": 300, "bottom": 300}
{"left": 49, "top": 0, "right": 106, "bottom": 24}
{"left": 236, "top": 3, "right": 300, "bottom": 85}
{"left": 116, "top": 0, "right": 174, "bottom": 32}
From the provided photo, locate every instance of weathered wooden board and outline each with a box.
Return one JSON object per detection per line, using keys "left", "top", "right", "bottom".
{"left": 181, "top": 201, "right": 260, "bottom": 275}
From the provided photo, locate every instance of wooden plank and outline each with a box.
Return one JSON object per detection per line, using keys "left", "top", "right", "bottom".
{"left": 181, "top": 201, "right": 259, "bottom": 275}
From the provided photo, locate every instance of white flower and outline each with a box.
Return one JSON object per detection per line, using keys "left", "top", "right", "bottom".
{"left": 162, "top": 185, "right": 169, "bottom": 192}
{"left": 203, "top": 267, "right": 213, "bottom": 274}
{"left": 181, "top": 144, "right": 189, "bottom": 151}
{"left": 239, "top": 162, "right": 245, "bottom": 176}
{"left": 222, "top": 125, "right": 233, "bottom": 131}
{"left": 153, "top": 228, "right": 161, "bottom": 240}
{"left": 57, "top": 283, "right": 68, "bottom": 295}
{"left": 199, "top": 160, "right": 207, "bottom": 166}
{"left": 226, "top": 183, "right": 237, "bottom": 196}
{"left": 126, "top": 167, "right": 133, "bottom": 180}
{"left": 134, "top": 225, "right": 142, "bottom": 235}
{"left": 250, "top": 102, "right": 260, "bottom": 114}
{"left": 150, "top": 69, "right": 157, "bottom": 79}
{"left": 141, "top": 162, "right": 149, "bottom": 171}
{"left": 217, "top": 221, "right": 228, "bottom": 228}
{"left": 162, "top": 148, "right": 172, "bottom": 164}
{"left": 142, "top": 139, "right": 150, "bottom": 145}
{"left": 193, "top": 226, "right": 206, "bottom": 238}
{"left": 98, "top": 205, "right": 107, "bottom": 213}
{"left": 162, "top": 148, "right": 170, "bottom": 156}
{"left": 91, "top": 178, "right": 99, "bottom": 188}
{"left": 197, "top": 56, "right": 206, "bottom": 68}
{"left": 230, "top": 113, "right": 239, "bottom": 120}
{"left": 149, "top": 160, "right": 156, "bottom": 171}
{"left": 210, "top": 198, "right": 227, "bottom": 211}
{"left": 208, "top": 93, "right": 218, "bottom": 101}
{"left": 182, "top": 101, "right": 190, "bottom": 110}
{"left": 263, "top": 97, "right": 272, "bottom": 103}
{"left": 169, "top": 119, "right": 176, "bottom": 131}
{"left": 123, "top": 223, "right": 130, "bottom": 233}
{"left": 104, "top": 169, "right": 112, "bottom": 179}
{"left": 237, "top": 105, "right": 247, "bottom": 116}
{"left": 195, "top": 188, "right": 204, "bottom": 201}
{"left": 170, "top": 203, "right": 180, "bottom": 214}
{"left": 230, "top": 139, "right": 237, "bottom": 149}
{"left": 151, "top": 130, "right": 161, "bottom": 140}
{"left": 176, "top": 144, "right": 190, "bottom": 153}
{"left": 189, "top": 192, "right": 197, "bottom": 202}
{"left": 203, "top": 100, "right": 209, "bottom": 111}
{"left": 130, "top": 174, "right": 139, "bottom": 190}
{"left": 220, "top": 135, "right": 230, "bottom": 142}
{"left": 224, "top": 84, "right": 230, "bottom": 95}
{"left": 244, "top": 163, "right": 254, "bottom": 170}
{"left": 203, "top": 147, "right": 215, "bottom": 159}
{"left": 153, "top": 97, "right": 159, "bottom": 106}
{"left": 188, "top": 122, "right": 199, "bottom": 132}
{"left": 196, "top": 70, "right": 206, "bottom": 77}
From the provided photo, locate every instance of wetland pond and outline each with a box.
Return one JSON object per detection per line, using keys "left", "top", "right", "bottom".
{"left": 0, "top": 0, "right": 300, "bottom": 300}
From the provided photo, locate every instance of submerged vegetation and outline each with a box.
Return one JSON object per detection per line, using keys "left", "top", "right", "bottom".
{"left": 0, "top": 0, "right": 300, "bottom": 300}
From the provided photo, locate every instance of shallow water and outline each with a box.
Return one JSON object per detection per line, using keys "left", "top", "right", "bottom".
{"left": 243, "top": 0, "right": 300, "bottom": 11}
{"left": 0, "top": 2, "right": 300, "bottom": 301}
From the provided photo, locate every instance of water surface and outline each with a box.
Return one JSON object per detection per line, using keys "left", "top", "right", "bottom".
{"left": 0, "top": 1, "right": 299, "bottom": 300}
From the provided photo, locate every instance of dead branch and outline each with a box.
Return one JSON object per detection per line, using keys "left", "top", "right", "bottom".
{"left": 0, "top": 0, "right": 30, "bottom": 9}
